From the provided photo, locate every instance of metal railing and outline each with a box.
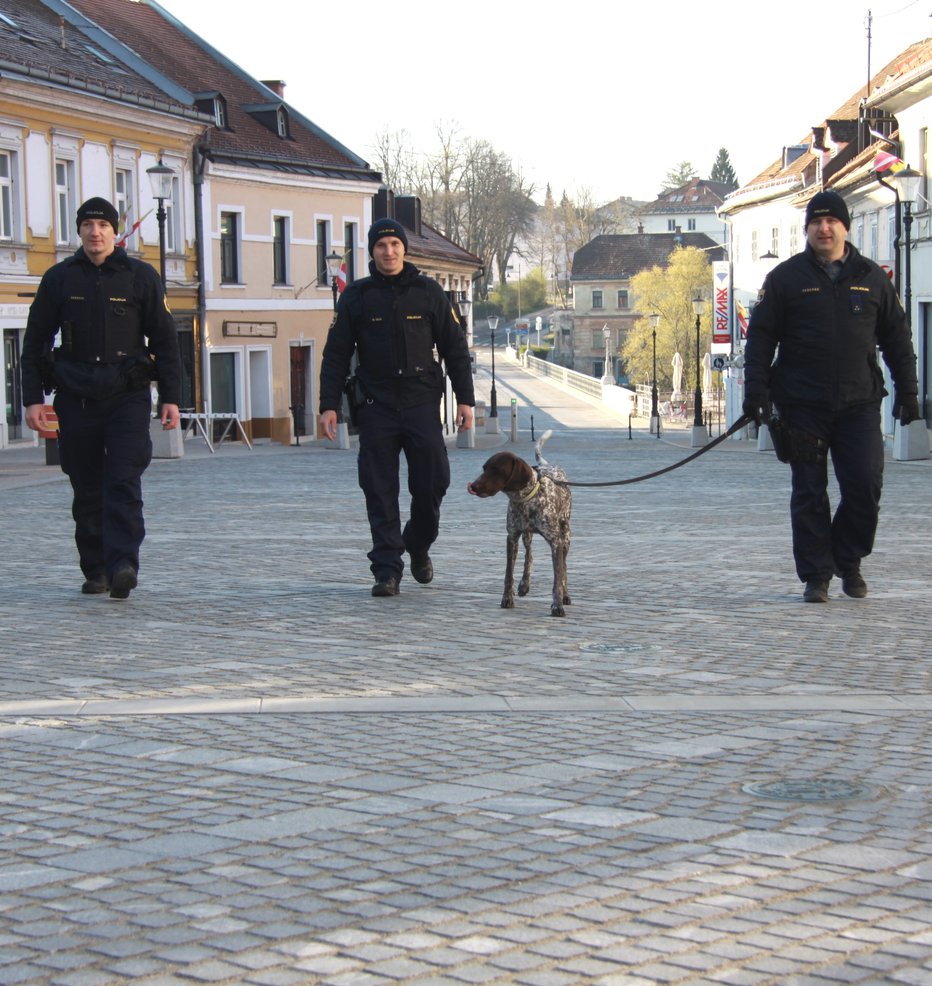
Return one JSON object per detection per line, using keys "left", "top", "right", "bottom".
{"left": 524, "top": 354, "right": 604, "bottom": 399}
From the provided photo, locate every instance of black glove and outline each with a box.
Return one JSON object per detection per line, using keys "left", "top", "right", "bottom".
{"left": 742, "top": 392, "right": 767, "bottom": 426}
{"left": 894, "top": 394, "right": 921, "bottom": 425}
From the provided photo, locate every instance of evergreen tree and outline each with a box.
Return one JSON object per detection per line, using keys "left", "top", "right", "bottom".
{"left": 710, "top": 148, "right": 738, "bottom": 188}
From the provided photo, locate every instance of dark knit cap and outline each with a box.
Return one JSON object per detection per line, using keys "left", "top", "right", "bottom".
{"left": 76, "top": 197, "right": 120, "bottom": 234}
{"left": 367, "top": 217, "right": 408, "bottom": 255}
{"left": 805, "top": 190, "right": 850, "bottom": 230}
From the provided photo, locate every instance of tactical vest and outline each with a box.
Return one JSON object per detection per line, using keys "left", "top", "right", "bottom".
{"left": 55, "top": 261, "right": 146, "bottom": 364}
{"left": 350, "top": 276, "right": 440, "bottom": 380}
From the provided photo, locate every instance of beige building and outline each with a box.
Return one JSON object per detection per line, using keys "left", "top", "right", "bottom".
{"left": 68, "top": 0, "right": 383, "bottom": 445}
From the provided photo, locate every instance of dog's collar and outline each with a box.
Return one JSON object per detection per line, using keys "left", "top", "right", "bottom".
{"left": 513, "top": 471, "right": 542, "bottom": 504}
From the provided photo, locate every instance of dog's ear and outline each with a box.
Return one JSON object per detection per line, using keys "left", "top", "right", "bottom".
{"left": 502, "top": 455, "right": 534, "bottom": 491}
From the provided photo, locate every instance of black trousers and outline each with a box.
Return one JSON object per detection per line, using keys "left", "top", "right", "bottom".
{"left": 779, "top": 403, "right": 884, "bottom": 583}
{"left": 356, "top": 400, "right": 450, "bottom": 580}
{"left": 54, "top": 388, "right": 153, "bottom": 580}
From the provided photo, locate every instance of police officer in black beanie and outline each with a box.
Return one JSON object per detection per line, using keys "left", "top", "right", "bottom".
{"left": 743, "top": 188, "right": 918, "bottom": 603}
{"left": 319, "top": 217, "right": 475, "bottom": 597}
{"left": 21, "top": 196, "right": 182, "bottom": 599}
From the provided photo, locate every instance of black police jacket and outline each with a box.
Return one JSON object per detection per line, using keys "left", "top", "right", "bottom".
{"left": 21, "top": 246, "right": 182, "bottom": 407}
{"left": 744, "top": 243, "right": 917, "bottom": 409}
{"left": 319, "top": 261, "right": 475, "bottom": 413}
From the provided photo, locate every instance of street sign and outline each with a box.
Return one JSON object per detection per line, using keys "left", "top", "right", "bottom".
{"left": 712, "top": 355, "right": 727, "bottom": 371}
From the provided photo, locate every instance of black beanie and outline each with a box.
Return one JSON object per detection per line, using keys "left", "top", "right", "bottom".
{"left": 368, "top": 217, "right": 408, "bottom": 255}
{"left": 805, "top": 190, "right": 850, "bottom": 230}
{"left": 76, "top": 197, "right": 120, "bottom": 234}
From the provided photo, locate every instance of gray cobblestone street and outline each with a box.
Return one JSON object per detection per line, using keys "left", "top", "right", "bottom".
{"left": 2, "top": 360, "right": 931, "bottom": 985}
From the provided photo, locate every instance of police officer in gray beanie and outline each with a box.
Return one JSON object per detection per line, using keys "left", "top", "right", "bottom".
{"left": 319, "top": 217, "right": 474, "bottom": 597}
{"left": 21, "top": 197, "right": 182, "bottom": 599}
{"left": 743, "top": 188, "right": 918, "bottom": 603}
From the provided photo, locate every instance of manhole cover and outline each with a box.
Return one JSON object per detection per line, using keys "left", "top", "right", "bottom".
{"left": 580, "top": 643, "right": 661, "bottom": 655}
{"left": 742, "top": 778, "right": 877, "bottom": 802}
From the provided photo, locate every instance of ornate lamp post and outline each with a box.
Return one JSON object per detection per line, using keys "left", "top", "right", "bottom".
{"left": 893, "top": 167, "right": 922, "bottom": 331}
{"left": 649, "top": 313, "right": 660, "bottom": 434}
{"left": 600, "top": 325, "right": 613, "bottom": 384}
{"left": 487, "top": 315, "right": 499, "bottom": 432}
{"left": 325, "top": 250, "right": 343, "bottom": 311}
{"left": 691, "top": 295, "right": 707, "bottom": 447}
{"left": 145, "top": 159, "right": 174, "bottom": 287}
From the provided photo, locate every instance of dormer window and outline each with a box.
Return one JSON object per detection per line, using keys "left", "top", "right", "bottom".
{"left": 194, "top": 92, "right": 229, "bottom": 130}
{"left": 242, "top": 101, "right": 290, "bottom": 139}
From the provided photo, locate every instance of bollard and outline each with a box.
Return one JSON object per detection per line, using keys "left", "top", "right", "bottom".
{"left": 628, "top": 414, "right": 633, "bottom": 440}
{"left": 289, "top": 404, "right": 304, "bottom": 446}
{"left": 510, "top": 398, "right": 517, "bottom": 442}
{"left": 530, "top": 414, "right": 535, "bottom": 442}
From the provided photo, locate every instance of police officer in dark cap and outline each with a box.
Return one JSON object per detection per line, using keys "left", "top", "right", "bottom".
{"left": 319, "top": 217, "right": 475, "bottom": 597}
{"left": 743, "top": 188, "right": 918, "bottom": 603}
{"left": 21, "top": 196, "right": 182, "bottom": 599}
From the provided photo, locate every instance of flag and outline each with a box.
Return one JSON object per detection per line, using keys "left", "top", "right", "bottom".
{"left": 736, "top": 299, "right": 749, "bottom": 338}
{"left": 337, "top": 258, "right": 347, "bottom": 295}
{"left": 116, "top": 207, "right": 153, "bottom": 247}
{"left": 873, "top": 150, "right": 906, "bottom": 174}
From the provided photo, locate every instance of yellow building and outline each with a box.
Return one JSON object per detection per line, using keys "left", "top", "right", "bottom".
{"left": 0, "top": 0, "right": 208, "bottom": 448}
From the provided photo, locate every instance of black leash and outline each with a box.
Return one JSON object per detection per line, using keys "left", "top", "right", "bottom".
{"left": 561, "top": 414, "right": 753, "bottom": 488}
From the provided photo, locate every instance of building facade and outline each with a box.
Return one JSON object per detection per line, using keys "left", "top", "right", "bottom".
{"left": 0, "top": 0, "right": 208, "bottom": 449}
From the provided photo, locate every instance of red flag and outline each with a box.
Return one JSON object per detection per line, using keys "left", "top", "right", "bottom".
{"left": 873, "top": 150, "right": 906, "bottom": 174}
{"left": 337, "top": 259, "right": 347, "bottom": 295}
{"left": 736, "top": 299, "right": 749, "bottom": 339}
{"left": 116, "top": 207, "right": 153, "bottom": 247}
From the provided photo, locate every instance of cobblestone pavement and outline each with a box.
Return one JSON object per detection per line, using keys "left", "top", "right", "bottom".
{"left": 1, "top": 360, "right": 931, "bottom": 986}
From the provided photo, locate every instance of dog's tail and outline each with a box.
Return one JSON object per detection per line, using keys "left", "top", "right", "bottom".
{"left": 534, "top": 429, "right": 553, "bottom": 465}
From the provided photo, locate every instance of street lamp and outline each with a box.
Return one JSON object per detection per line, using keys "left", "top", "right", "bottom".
{"left": 601, "top": 324, "right": 613, "bottom": 384}
{"left": 893, "top": 167, "right": 922, "bottom": 330}
{"left": 145, "top": 158, "right": 174, "bottom": 287}
{"left": 325, "top": 250, "right": 343, "bottom": 311}
{"left": 692, "top": 295, "right": 706, "bottom": 434}
{"left": 649, "top": 313, "right": 660, "bottom": 434}
{"left": 487, "top": 315, "right": 499, "bottom": 426}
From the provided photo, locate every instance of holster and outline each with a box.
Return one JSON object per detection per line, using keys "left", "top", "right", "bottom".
{"left": 343, "top": 375, "right": 365, "bottom": 428}
{"left": 768, "top": 415, "right": 828, "bottom": 465}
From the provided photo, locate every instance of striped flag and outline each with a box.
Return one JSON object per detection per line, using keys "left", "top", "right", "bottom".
{"left": 873, "top": 150, "right": 906, "bottom": 174}
{"left": 337, "top": 258, "right": 347, "bottom": 295}
{"left": 116, "top": 207, "right": 153, "bottom": 247}
{"left": 736, "top": 300, "right": 749, "bottom": 338}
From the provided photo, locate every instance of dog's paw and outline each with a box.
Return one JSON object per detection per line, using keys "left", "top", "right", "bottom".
{"left": 550, "top": 604, "right": 566, "bottom": 617}
{"left": 501, "top": 596, "right": 515, "bottom": 609}
{"left": 517, "top": 581, "right": 530, "bottom": 597}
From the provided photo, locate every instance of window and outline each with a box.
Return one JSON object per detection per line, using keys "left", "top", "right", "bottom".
{"left": 770, "top": 226, "right": 780, "bottom": 256}
{"left": 165, "top": 176, "right": 180, "bottom": 254}
{"left": 591, "top": 289, "right": 603, "bottom": 309}
{"left": 220, "top": 212, "right": 239, "bottom": 283}
{"left": 687, "top": 218, "right": 696, "bottom": 231}
{"left": 667, "top": 219, "right": 676, "bottom": 231}
{"left": 54, "top": 159, "right": 76, "bottom": 246}
{"left": 750, "top": 229, "right": 759, "bottom": 262}
{"left": 0, "top": 150, "right": 15, "bottom": 240}
{"left": 616, "top": 290, "right": 629, "bottom": 309}
{"left": 214, "top": 97, "right": 227, "bottom": 129}
{"left": 276, "top": 107, "right": 288, "bottom": 138}
{"left": 869, "top": 216, "right": 878, "bottom": 259}
{"left": 273, "top": 215, "right": 288, "bottom": 284}
{"left": 343, "top": 222, "right": 356, "bottom": 285}
{"left": 114, "top": 167, "right": 134, "bottom": 248}
{"left": 316, "top": 220, "right": 330, "bottom": 286}
{"left": 789, "top": 224, "right": 799, "bottom": 256}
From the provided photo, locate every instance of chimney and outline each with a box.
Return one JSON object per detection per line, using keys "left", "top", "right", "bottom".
{"left": 395, "top": 196, "right": 422, "bottom": 237}
{"left": 262, "top": 80, "right": 286, "bottom": 97}
{"left": 373, "top": 187, "right": 395, "bottom": 221}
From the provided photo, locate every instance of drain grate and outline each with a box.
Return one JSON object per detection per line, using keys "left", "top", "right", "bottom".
{"left": 580, "top": 642, "right": 661, "bottom": 654}
{"left": 742, "top": 778, "right": 877, "bottom": 802}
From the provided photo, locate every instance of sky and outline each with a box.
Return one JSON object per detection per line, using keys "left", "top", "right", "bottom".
{"left": 154, "top": 0, "right": 931, "bottom": 205}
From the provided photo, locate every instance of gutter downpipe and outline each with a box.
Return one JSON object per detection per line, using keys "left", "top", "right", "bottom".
{"left": 193, "top": 143, "right": 210, "bottom": 415}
